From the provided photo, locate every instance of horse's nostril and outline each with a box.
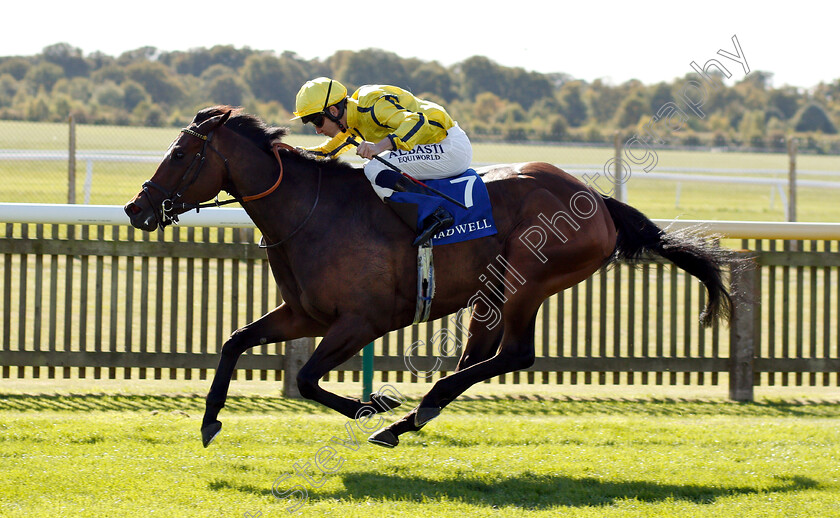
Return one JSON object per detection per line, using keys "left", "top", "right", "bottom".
{"left": 126, "top": 203, "right": 141, "bottom": 215}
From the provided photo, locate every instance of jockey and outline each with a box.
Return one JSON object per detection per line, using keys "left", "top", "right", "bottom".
{"left": 291, "top": 77, "right": 473, "bottom": 247}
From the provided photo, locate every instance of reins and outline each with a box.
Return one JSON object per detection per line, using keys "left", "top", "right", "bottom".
{"left": 149, "top": 128, "right": 320, "bottom": 247}
{"left": 258, "top": 162, "right": 321, "bottom": 249}
{"left": 239, "top": 143, "right": 287, "bottom": 203}
{"left": 187, "top": 140, "right": 290, "bottom": 210}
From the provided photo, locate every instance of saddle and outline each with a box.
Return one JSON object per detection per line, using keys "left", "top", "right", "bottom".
{"left": 397, "top": 169, "right": 497, "bottom": 323}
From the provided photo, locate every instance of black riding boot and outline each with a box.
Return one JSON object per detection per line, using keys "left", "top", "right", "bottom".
{"left": 387, "top": 176, "right": 455, "bottom": 247}
{"left": 413, "top": 206, "right": 454, "bottom": 246}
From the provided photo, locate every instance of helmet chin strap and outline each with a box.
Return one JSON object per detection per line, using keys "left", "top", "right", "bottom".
{"left": 325, "top": 103, "right": 347, "bottom": 133}
{"left": 321, "top": 79, "right": 347, "bottom": 133}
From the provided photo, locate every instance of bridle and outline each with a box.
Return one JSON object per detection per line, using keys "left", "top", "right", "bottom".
{"left": 141, "top": 125, "right": 319, "bottom": 248}
{"left": 141, "top": 127, "right": 238, "bottom": 228}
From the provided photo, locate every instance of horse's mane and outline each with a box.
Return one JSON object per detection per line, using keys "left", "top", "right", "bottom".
{"left": 192, "top": 105, "right": 357, "bottom": 175}
{"left": 193, "top": 105, "right": 287, "bottom": 152}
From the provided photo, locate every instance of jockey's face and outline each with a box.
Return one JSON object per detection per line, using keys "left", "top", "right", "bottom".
{"left": 316, "top": 116, "right": 340, "bottom": 137}
{"left": 315, "top": 105, "right": 344, "bottom": 138}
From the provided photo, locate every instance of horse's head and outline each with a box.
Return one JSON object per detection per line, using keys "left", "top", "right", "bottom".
{"left": 124, "top": 110, "right": 232, "bottom": 231}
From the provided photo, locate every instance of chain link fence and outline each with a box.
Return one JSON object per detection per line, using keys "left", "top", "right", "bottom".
{"left": 2, "top": 114, "right": 840, "bottom": 225}
{"left": 0, "top": 117, "right": 178, "bottom": 205}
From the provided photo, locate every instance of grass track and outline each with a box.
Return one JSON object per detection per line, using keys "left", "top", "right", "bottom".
{"left": 1, "top": 394, "right": 838, "bottom": 517}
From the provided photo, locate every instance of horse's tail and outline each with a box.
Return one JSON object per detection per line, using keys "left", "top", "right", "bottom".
{"left": 601, "top": 196, "right": 733, "bottom": 327}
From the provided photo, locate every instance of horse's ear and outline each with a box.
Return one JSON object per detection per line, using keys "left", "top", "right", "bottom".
{"left": 204, "top": 110, "right": 231, "bottom": 132}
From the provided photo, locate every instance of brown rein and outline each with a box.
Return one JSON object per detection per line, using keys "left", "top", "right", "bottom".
{"left": 240, "top": 142, "right": 294, "bottom": 202}
{"left": 170, "top": 130, "right": 319, "bottom": 248}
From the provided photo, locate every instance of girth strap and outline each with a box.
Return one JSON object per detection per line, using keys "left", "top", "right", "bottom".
{"left": 413, "top": 242, "right": 435, "bottom": 324}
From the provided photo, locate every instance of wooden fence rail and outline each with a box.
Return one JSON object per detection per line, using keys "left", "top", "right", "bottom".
{"left": 1, "top": 218, "right": 839, "bottom": 402}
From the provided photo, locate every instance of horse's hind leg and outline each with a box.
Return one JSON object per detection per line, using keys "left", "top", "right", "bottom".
{"left": 410, "top": 244, "right": 608, "bottom": 429}
{"left": 413, "top": 304, "right": 539, "bottom": 426}
{"left": 369, "top": 301, "right": 504, "bottom": 448}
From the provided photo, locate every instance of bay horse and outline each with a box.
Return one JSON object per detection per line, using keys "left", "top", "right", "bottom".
{"left": 124, "top": 106, "right": 732, "bottom": 448}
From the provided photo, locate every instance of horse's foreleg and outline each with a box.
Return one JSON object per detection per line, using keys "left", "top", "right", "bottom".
{"left": 202, "top": 303, "right": 321, "bottom": 447}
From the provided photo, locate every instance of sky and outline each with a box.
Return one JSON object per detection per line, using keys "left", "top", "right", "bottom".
{"left": 5, "top": 0, "right": 839, "bottom": 89}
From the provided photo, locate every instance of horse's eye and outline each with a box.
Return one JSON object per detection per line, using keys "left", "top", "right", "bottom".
{"left": 173, "top": 151, "right": 185, "bottom": 160}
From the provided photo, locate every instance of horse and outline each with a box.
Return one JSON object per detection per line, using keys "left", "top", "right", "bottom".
{"left": 124, "top": 106, "right": 733, "bottom": 449}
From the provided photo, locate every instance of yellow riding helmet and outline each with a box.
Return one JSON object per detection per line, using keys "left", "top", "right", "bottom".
{"left": 291, "top": 77, "right": 347, "bottom": 120}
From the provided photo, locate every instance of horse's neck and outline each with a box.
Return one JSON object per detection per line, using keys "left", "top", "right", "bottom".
{"left": 233, "top": 152, "right": 334, "bottom": 243}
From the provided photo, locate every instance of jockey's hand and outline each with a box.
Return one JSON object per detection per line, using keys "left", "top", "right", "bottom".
{"left": 356, "top": 139, "right": 392, "bottom": 160}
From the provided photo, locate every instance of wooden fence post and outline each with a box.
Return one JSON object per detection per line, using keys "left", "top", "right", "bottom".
{"left": 787, "top": 137, "right": 797, "bottom": 223}
{"left": 283, "top": 337, "right": 315, "bottom": 398}
{"left": 613, "top": 132, "right": 626, "bottom": 203}
{"left": 787, "top": 138, "right": 799, "bottom": 252}
{"left": 729, "top": 252, "right": 759, "bottom": 402}
{"left": 68, "top": 114, "right": 76, "bottom": 204}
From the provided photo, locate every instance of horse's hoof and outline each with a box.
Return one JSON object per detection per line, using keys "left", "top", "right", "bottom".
{"left": 414, "top": 407, "right": 441, "bottom": 427}
{"left": 201, "top": 421, "right": 222, "bottom": 448}
{"left": 370, "top": 393, "right": 402, "bottom": 412}
{"left": 368, "top": 429, "right": 399, "bottom": 448}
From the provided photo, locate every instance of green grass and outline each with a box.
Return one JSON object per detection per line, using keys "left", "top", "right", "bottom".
{"left": 0, "top": 394, "right": 838, "bottom": 517}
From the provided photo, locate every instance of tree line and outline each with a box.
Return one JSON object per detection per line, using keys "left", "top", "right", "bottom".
{"left": 1, "top": 42, "right": 839, "bottom": 153}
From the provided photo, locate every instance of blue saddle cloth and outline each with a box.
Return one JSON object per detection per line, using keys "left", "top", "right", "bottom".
{"left": 389, "top": 169, "right": 497, "bottom": 245}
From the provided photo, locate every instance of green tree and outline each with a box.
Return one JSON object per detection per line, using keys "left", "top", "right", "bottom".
{"left": 0, "top": 58, "right": 31, "bottom": 80}
{"left": 649, "top": 82, "right": 673, "bottom": 112}
{"left": 117, "top": 46, "right": 159, "bottom": 66}
{"left": 407, "top": 61, "right": 457, "bottom": 102}
{"left": 132, "top": 100, "right": 166, "bottom": 126}
{"left": 126, "top": 61, "right": 184, "bottom": 105}
{"left": 200, "top": 64, "right": 235, "bottom": 82}
{"left": 50, "top": 93, "right": 73, "bottom": 120}
{"left": 172, "top": 45, "right": 254, "bottom": 76}
{"left": 768, "top": 87, "right": 799, "bottom": 120}
{"left": 93, "top": 81, "right": 125, "bottom": 109}
{"left": 459, "top": 55, "right": 505, "bottom": 101}
{"left": 813, "top": 79, "right": 840, "bottom": 112}
{"left": 53, "top": 77, "right": 94, "bottom": 102}
{"left": 87, "top": 51, "right": 115, "bottom": 71}
{"left": 329, "top": 48, "right": 410, "bottom": 90}
{"left": 586, "top": 79, "right": 623, "bottom": 123}
{"left": 545, "top": 113, "right": 569, "bottom": 141}
{"left": 504, "top": 68, "right": 553, "bottom": 110}
{"left": 558, "top": 81, "right": 588, "bottom": 127}
{"left": 496, "top": 103, "right": 527, "bottom": 124}
{"left": 122, "top": 80, "right": 149, "bottom": 111}
{"left": 25, "top": 92, "right": 50, "bottom": 121}
{"left": 0, "top": 74, "right": 18, "bottom": 107}
{"left": 614, "top": 91, "right": 647, "bottom": 128}
{"left": 472, "top": 91, "right": 505, "bottom": 123}
{"left": 91, "top": 65, "right": 126, "bottom": 84}
{"left": 42, "top": 42, "right": 89, "bottom": 78}
{"left": 23, "top": 62, "right": 64, "bottom": 94}
{"left": 242, "top": 52, "right": 307, "bottom": 109}
{"left": 792, "top": 102, "right": 838, "bottom": 134}
{"left": 738, "top": 110, "right": 766, "bottom": 146}
{"left": 207, "top": 74, "right": 253, "bottom": 106}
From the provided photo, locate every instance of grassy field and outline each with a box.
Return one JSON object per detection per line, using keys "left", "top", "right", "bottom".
{"left": 1, "top": 393, "right": 839, "bottom": 518}
{"left": 2, "top": 121, "right": 840, "bottom": 517}
{"left": 1, "top": 120, "right": 839, "bottom": 221}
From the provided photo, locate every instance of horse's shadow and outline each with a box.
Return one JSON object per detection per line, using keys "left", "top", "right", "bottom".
{"left": 306, "top": 472, "right": 817, "bottom": 509}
